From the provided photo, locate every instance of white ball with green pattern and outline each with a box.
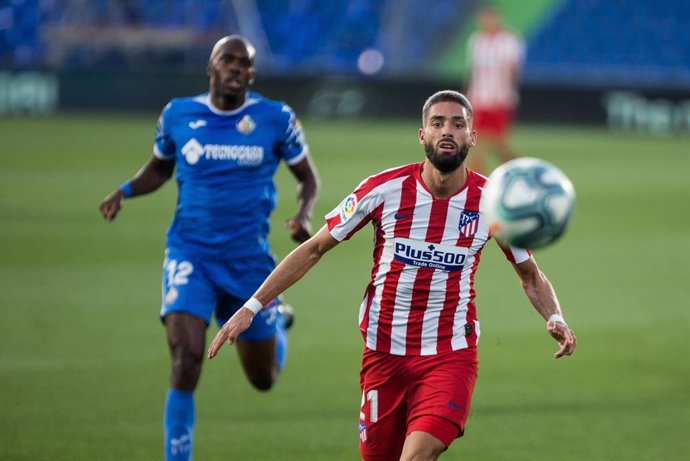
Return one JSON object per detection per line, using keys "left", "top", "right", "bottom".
{"left": 481, "top": 158, "right": 575, "bottom": 249}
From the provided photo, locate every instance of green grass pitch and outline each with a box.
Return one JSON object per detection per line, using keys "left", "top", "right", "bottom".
{"left": 1, "top": 114, "right": 688, "bottom": 460}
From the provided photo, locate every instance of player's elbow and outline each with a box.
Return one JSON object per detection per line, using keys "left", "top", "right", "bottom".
{"left": 301, "top": 233, "right": 334, "bottom": 261}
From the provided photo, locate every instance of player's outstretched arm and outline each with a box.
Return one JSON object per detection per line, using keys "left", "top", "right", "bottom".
{"left": 208, "top": 226, "right": 339, "bottom": 358}
{"left": 99, "top": 155, "right": 175, "bottom": 222}
{"left": 99, "top": 189, "right": 126, "bottom": 222}
{"left": 510, "top": 254, "right": 577, "bottom": 358}
{"left": 285, "top": 156, "right": 320, "bottom": 243}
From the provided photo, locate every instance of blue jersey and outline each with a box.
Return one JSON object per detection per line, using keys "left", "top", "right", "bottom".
{"left": 154, "top": 92, "right": 308, "bottom": 260}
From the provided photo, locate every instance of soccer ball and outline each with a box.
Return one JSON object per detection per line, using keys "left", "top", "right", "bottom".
{"left": 481, "top": 158, "right": 575, "bottom": 249}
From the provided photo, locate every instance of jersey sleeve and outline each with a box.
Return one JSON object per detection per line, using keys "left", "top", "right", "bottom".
{"left": 466, "top": 33, "right": 477, "bottom": 66}
{"left": 325, "top": 176, "right": 383, "bottom": 242}
{"left": 153, "top": 102, "right": 176, "bottom": 160}
{"left": 275, "top": 104, "right": 309, "bottom": 166}
{"left": 500, "top": 243, "right": 531, "bottom": 264}
{"left": 508, "top": 33, "right": 526, "bottom": 68}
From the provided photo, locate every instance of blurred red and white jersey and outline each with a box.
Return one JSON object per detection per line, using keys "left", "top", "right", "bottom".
{"left": 325, "top": 163, "right": 530, "bottom": 356}
{"left": 467, "top": 30, "right": 525, "bottom": 109}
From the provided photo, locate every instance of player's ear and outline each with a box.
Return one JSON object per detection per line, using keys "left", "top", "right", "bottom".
{"left": 248, "top": 68, "right": 256, "bottom": 86}
{"left": 418, "top": 127, "right": 425, "bottom": 145}
{"left": 469, "top": 129, "right": 477, "bottom": 147}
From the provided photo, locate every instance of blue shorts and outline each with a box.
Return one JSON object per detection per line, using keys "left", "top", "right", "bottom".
{"left": 160, "top": 246, "right": 279, "bottom": 341}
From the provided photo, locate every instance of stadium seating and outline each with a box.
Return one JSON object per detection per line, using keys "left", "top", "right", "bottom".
{"left": 2, "top": 0, "right": 689, "bottom": 88}
{"left": 524, "top": 0, "right": 690, "bottom": 88}
{"left": 1, "top": 0, "right": 468, "bottom": 74}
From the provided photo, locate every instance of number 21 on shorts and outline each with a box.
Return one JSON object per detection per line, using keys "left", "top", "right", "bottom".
{"left": 359, "top": 389, "right": 378, "bottom": 444}
{"left": 360, "top": 389, "right": 379, "bottom": 423}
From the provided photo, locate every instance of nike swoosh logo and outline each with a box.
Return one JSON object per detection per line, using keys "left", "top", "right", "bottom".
{"left": 188, "top": 120, "right": 207, "bottom": 129}
{"left": 394, "top": 213, "right": 414, "bottom": 220}
{"left": 448, "top": 400, "right": 465, "bottom": 410}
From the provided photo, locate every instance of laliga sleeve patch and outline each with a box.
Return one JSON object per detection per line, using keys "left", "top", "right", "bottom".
{"left": 339, "top": 194, "right": 358, "bottom": 222}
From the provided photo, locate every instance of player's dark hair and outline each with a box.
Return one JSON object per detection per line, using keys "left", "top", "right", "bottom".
{"left": 422, "top": 90, "right": 473, "bottom": 125}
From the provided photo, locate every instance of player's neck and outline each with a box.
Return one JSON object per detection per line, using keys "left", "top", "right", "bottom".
{"left": 420, "top": 160, "right": 467, "bottom": 199}
{"left": 210, "top": 92, "right": 246, "bottom": 111}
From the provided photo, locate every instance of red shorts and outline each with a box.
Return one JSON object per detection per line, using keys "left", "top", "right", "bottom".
{"left": 358, "top": 347, "right": 478, "bottom": 461}
{"left": 472, "top": 106, "right": 515, "bottom": 139}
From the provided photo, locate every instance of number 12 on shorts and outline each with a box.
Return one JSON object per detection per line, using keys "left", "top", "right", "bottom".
{"left": 165, "top": 259, "right": 193, "bottom": 287}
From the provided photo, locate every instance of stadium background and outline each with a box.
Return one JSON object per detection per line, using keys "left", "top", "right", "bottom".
{"left": 1, "top": 0, "right": 688, "bottom": 459}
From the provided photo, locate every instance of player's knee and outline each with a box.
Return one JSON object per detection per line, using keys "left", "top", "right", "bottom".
{"left": 170, "top": 350, "right": 203, "bottom": 391}
{"left": 236, "top": 337, "right": 280, "bottom": 391}
{"left": 246, "top": 370, "right": 277, "bottom": 392}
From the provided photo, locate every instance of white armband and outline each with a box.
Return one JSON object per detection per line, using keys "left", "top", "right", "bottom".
{"left": 244, "top": 297, "right": 263, "bottom": 315}
{"left": 548, "top": 314, "right": 567, "bottom": 326}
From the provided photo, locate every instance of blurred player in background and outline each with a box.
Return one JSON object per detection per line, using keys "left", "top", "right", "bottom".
{"left": 208, "top": 90, "right": 576, "bottom": 460}
{"left": 466, "top": 6, "right": 525, "bottom": 175}
{"left": 99, "top": 35, "right": 319, "bottom": 461}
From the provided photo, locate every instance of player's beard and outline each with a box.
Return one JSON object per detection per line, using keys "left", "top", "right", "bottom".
{"left": 424, "top": 140, "right": 470, "bottom": 173}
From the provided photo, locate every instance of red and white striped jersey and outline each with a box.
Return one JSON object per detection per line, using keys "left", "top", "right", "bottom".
{"left": 325, "top": 163, "right": 530, "bottom": 356}
{"left": 467, "top": 30, "right": 525, "bottom": 109}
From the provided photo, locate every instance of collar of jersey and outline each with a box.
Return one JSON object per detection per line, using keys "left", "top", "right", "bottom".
{"left": 196, "top": 93, "right": 260, "bottom": 115}
{"left": 415, "top": 162, "right": 474, "bottom": 201}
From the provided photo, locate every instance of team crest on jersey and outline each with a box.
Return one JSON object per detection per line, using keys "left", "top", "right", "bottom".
{"left": 236, "top": 115, "right": 256, "bottom": 135}
{"left": 459, "top": 211, "right": 480, "bottom": 238}
{"left": 339, "top": 194, "right": 358, "bottom": 222}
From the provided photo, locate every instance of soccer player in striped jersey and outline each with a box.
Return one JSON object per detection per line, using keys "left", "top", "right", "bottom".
{"left": 99, "top": 35, "right": 319, "bottom": 461}
{"left": 466, "top": 6, "right": 525, "bottom": 175}
{"left": 208, "top": 90, "right": 576, "bottom": 461}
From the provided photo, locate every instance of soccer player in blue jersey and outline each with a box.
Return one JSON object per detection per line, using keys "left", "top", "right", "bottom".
{"left": 99, "top": 35, "right": 319, "bottom": 461}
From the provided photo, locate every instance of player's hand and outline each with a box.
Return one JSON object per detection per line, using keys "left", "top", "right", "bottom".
{"left": 99, "top": 189, "right": 125, "bottom": 222}
{"left": 547, "top": 320, "right": 576, "bottom": 358}
{"left": 285, "top": 216, "right": 312, "bottom": 243}
{"left": 207, "top": 307, "right": 255, "bottom": 359}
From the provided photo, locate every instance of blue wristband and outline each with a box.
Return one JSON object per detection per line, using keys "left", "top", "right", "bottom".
{"left": 119, "top": 182, "right": 133, "bottom": 198}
